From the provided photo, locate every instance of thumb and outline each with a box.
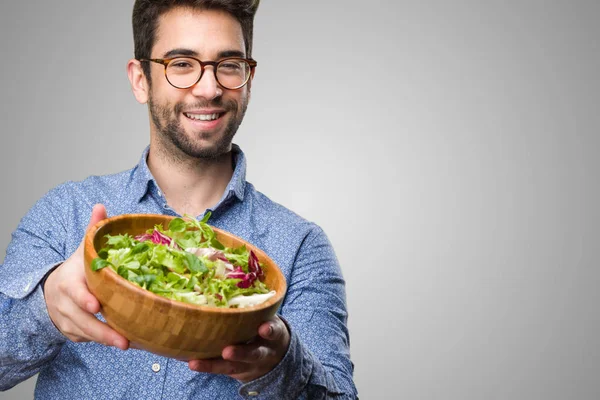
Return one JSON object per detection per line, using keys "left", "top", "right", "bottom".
{"left": 87, "top": 204, "right": 108, "bottom": 229}
{"left": 76, "top": 204, "right": 107, "bottom": 254}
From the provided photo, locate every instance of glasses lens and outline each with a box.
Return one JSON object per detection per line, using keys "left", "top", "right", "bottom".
{"left": 216, "top": 59, "right": 251, "bottom": 89}
{"left": 166, "top": 58, "right": 202, "bottom": 88}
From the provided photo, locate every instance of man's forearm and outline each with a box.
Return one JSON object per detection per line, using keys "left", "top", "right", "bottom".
{"left": 0, "top": 287, "right": 66, "bottom": 391}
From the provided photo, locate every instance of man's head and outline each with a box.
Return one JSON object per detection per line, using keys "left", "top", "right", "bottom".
{"left": 133, "top": 0, "right": 260, "bottom": 86}
{"left": 128, "top": 0, "right": 260, "bottom": 160}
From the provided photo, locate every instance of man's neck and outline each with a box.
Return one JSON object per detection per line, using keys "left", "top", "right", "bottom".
{"left": 147, "top": 144, "right": 234, "bottom": 218}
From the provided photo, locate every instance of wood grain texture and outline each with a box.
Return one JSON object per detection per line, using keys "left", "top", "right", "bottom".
{"left": 83, "top": 214, "right": 287, "bottom": 360}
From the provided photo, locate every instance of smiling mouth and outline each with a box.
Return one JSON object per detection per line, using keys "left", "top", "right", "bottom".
{"left": 184, "top": 112, "right": 224, "bottom": 121}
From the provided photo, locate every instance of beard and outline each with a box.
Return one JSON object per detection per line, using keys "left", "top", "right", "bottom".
{"left": 148, "top": 92, "right": 248, "bottom": 160}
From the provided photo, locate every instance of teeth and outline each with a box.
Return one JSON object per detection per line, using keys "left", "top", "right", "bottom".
{"left": 185, "top": 113, "right": 220, "bottom": 121}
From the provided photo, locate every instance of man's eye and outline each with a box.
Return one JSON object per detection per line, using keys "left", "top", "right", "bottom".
{"left": 171, "top": 62, "right": 193, "bottom": 68}
{"left": 219, "top": 62, "right": 241, "bottom": 70}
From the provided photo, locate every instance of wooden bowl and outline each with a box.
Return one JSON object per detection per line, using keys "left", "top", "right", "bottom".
{"left": 83, "top": 214, "right": 287, "bottom": 360}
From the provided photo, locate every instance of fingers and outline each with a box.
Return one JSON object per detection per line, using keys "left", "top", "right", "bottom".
{"left": 222, "top": 343, "right": 274, "bottom": 364}
{"left": 50, "top": 274, "right": 129, "bottom": 349}
{"left": 188, "top": 358, "right": 252, "bottom": 381}
{"left": 56, "top": 298, "right": 128, "bottom": 350}
{"left": 190, "top": 341, "right": 278, "bottom": 382}
{"left": 66, "top": 277, "right": 101, "bottom": 314}
{"left": 44, "top": 212, "right": 130, "bottom": 351}
{"left": 79, "top": 316, "right": 129, "bottom": 350}
{"left": 219, "top": 317, "right": 287, "bottom": 364}
{"left": 258, "top": 317, "right": 286, "bottom": 342}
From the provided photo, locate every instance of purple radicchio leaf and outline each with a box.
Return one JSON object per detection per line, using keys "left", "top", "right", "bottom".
{"left": 235, "top": 273, "right": 257, "bottom": 289}
{"left": 135, "top": 233, "right": 153, "bottom": 242}
{"left": 226, "top": 267, "right": 247, "bottom": 280}
{"left": 226, "top": 266, "right": 258, "bottom": 288}
{"left": 248, "top": 250, "right": 264, "bottom": 280}
{"left": 150, "top": 229, "right": 181, "bottom": 249}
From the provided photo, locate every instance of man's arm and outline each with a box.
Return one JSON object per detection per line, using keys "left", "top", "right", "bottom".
{"left": 0, "top": 198, "right": 128, "bottom": 391}
{"left": 0, "top": 191, "right": 69, "bottom": 390}
{"left": 0, "top": 287, "right": 66, "bottom": 391}
{"left": 242, "top": 225, "right": 357, "bottom": 399}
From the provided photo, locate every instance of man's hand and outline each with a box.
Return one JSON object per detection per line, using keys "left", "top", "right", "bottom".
{"left": 188, "top": 315, "right": 290, "bottom": 382}
{"left": 43, "top": 204, "right": 129, "bottom": 350}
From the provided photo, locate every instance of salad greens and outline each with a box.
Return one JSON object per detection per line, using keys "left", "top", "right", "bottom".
{"left": 91, "top": 212, "right": 275, "bottom": 308}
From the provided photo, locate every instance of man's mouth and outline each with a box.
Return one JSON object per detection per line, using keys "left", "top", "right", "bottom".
{"left": 184, "top": 112, "right": 224, "bottom": 121}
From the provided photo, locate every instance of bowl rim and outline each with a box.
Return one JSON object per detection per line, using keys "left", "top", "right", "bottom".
{"left": 84, "top": 213, "right": 287, "bottom": 315}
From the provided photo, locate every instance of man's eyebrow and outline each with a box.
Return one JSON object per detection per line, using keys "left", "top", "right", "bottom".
{"left": 217, "top": 50, "right": 246, "bottom": 59}
{"left": 163, "top": 48, "right": 198, "bottom": 58}
{"left": 162, "top": 48, "right": 247, "bottom": 59}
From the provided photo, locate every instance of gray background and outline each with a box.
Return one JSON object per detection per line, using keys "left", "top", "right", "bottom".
{"left": 1, "top": 1, "right": 599, "bottom": 399}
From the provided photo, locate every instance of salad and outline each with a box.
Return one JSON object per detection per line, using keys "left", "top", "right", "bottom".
{"left": 91, "top": 212, "right": 275, "bottom": 308}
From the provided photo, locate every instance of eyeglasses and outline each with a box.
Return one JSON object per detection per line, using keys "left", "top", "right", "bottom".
{"left": 139, "top": 57, "right": 257, "bottom": 90}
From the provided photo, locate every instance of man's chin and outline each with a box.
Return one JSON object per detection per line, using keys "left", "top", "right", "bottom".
{"left": 175, "top": 139, "right": 233, "bottom": 160}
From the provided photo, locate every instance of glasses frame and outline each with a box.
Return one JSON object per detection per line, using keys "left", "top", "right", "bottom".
{"left": 139, "top": 57, "right": 257, "bottom": 90}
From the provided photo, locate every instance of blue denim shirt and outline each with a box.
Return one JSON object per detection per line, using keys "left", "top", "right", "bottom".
{"left": 0, "top": 145, "right": 357, "bottom": 399}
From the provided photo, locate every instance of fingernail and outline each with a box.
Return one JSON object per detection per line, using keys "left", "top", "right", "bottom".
{"left": 268, "top": 325, "right": 274, "bottom": 336}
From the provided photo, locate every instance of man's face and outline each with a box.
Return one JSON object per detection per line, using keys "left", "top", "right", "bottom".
{"left": 147, "top": 7, "right": 250, "bottom": 160}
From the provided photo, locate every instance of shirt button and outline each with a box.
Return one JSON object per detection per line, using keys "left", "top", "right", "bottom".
{"left": 247, "top": 391, "right": 259, "bottom": 396}
{"left": 151, "top": 363, "right": 161, "bottom": 373}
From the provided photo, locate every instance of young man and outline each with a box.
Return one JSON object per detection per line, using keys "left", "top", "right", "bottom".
{"left": 0, "top": 1, "right": 357, "bottom": 399}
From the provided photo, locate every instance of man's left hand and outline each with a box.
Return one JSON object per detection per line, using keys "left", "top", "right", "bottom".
{"left": 188, "top": 315, "right": 290, "bottom": 382}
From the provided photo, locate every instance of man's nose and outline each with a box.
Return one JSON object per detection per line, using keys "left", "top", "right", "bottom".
{"left": 190, "top": 67, "right": 222, "bottom": 100}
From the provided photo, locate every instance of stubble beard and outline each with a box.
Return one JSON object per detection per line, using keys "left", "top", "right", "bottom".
{"left": 148, "top": 92, "right": 248, "bottom": 161}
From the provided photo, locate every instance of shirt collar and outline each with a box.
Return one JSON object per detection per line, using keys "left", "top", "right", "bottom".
{"left": 228, "top": 144, "right": 247, "bottom": 201}
{"left": 131, "top": 144, "right": 247, "bottom": 204}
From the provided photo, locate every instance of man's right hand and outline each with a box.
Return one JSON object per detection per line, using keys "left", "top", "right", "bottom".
{"left": 43, "top": 204, "right": 129, "bottom": 350}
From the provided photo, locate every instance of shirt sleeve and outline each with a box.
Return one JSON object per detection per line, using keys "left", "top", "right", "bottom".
{"left": 0, "top": 190, "right": 70, "bottom": 390}
{"left": 0, "top": 285, "right": 67, "bottom": 391}
{"left": 239, "top": 225, "right": 358, "bottom": 399}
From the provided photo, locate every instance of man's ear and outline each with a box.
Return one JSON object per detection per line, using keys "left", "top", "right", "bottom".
{"left": 127, "top": 59, "right": 149, "bottom": 104}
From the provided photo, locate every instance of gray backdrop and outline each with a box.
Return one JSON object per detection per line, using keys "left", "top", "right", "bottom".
{"left": 1, "top": 1, "right": 599, "bottom": 399}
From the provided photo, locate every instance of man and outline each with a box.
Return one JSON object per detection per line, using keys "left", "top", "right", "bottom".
{"left": 0, "top": 1, "right": 357, "bottom": 399}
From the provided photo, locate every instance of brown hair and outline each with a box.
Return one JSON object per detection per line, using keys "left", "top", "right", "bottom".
{"left": 132, "top": 0, "right": 260, "bottom": 83}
